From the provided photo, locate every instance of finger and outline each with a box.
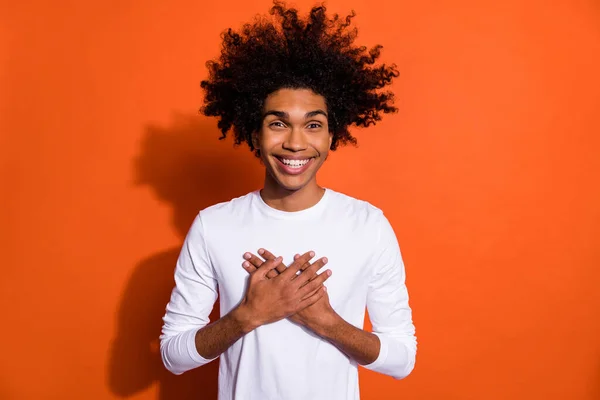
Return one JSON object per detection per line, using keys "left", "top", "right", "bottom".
{"left": 299, "top": 269, "right": 332, "bottom": 297}
{"left": 258, "top": 248, "right": 287, "bottom": 275}
{"left": 266, "top": 268, "right": 279, "bottom": 279}
{"left": 300, "top": 284, "right": 324, "bottom": 300}
{"left": 298, "top": 286, "right": 327, "bottom": 308}
{"left": 243, "top": 252, "right": 279, "bottom": 279}
{"left": 256, "top": 256, "right": 283, "bottom": 278}
{"left": 291, "top": 254, "right": 312, "bottom": 273}
{"left": 280, "top": 251, "right": 315, "bottom": 279}
{"left": 292, "top": 260, "right": 322, "bottom": 283}
{"left": 295, "top": 257, "right": 328, "bottom": 286}
{"left": 259, "top": 248, "right": 278, "bottom": 260}
{"left": 244, "top": 252, "right": 265, "bottom": 268}
{"left": 242, "top": 260, "right": 258, "bottom": 274}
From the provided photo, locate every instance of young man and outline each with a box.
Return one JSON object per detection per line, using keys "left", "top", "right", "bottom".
{"left": 160, "top": 3, "right": 417, "bottom": 399}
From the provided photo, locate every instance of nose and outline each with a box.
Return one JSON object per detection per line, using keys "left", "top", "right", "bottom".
{"left": 282, "top": 127, "right": 308, "bottom": 152}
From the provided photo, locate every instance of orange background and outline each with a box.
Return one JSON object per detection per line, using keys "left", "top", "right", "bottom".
{"left": 2, "top": 0, "right": 600, "bottom": 399}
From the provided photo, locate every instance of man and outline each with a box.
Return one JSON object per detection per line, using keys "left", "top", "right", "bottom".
{"left": 160, "top": 3, "right": 417, "bottom": 399}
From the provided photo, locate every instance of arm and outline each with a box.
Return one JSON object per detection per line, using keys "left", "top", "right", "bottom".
{"left": 242, "top": 251, "right": 381, "bottom": 364}
{"left": 248, "top": 213, "right": 417, "bottom": 378}
{"left": 160, "top": 215, "right": 259, "bottom": 373}
{"left": 190, "top": 251, "right": 331, "bottom": 362}
{"left": 301, "top": 214, "right": 417, "bottom": 377}
{"left": 298, "top": 305, "right": 381, "bottom": 365}
{"left": 160, "top": 214, "right": 222, "bottom": 374}
{"left": 161, "top": 216, "right": 330, "bottom": 375}
{"left": 361, "top": 213, "right": 417, "bottom": 380}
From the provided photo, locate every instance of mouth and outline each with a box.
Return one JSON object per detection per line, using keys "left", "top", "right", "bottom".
{"left": 274, "top": 156, "right": 315, "bottom": 175}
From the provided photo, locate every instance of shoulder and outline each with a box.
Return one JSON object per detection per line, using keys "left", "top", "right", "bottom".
{"left": 196, "top": 190, "right": 257, "bottom": 226}
{"left": 326, "top": 189, "right": 398, "bottom": 256}
{"left": 326, "top": 188, "right": 386, "bottom": 222}
{"left": 324, "top": 189, "right": 392, "bottom": 239}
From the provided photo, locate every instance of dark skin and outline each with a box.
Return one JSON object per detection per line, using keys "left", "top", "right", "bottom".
{"left": 253, "top": 88, "right": 332, "bottom": 211}
{"left": 194, "top": 251, "right": 330, "bottom": 359}
{"left": 242, "top": 249, "right": 380, "bottom": 365}
{"left": 193, "top": 88, "right": 379, "bottom": 365}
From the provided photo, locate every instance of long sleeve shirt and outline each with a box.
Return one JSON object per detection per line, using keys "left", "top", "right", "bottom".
{"left": 160, "top": 188, "right": 417, "bottom": 400}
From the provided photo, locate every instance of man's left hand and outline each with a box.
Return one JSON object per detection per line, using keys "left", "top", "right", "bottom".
{"left": 242, "top": 249, "right": 339, "bottom": 333}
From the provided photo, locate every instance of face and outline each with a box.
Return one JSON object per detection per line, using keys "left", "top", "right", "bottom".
{"left": 254, "top": 88, "right": 333, "bottom": 192}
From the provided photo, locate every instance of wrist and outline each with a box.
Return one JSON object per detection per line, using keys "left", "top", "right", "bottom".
{"left": 230, "top": 303, "right": 261, "bottom": 334}
{"left": 309, "top": 311, "right": 342, "bottom": 338}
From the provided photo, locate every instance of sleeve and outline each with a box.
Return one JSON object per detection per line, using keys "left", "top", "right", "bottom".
{"left": 362, "top": 212, "right": 417, "bottom": 380}
{"left": 159, "top": 213, "right": 219, "bottom": 375}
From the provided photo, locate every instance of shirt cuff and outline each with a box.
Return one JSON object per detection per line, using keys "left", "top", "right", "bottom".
{"left": 362, "top": 332, "right": 389, "bottom": 371}
{"left": 184, "top": 327, "right": 218, "bottom": 364}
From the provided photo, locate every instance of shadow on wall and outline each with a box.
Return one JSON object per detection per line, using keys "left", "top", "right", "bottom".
{"left": 107, "top": 114, "right": 263, "bottom": 399}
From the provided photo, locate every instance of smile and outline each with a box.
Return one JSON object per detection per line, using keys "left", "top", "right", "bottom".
{"left": 274, "top": 157, "right": 314, "bottom": 175}
{"left": 280, "top": 158, "right": 310, "bottom": 168}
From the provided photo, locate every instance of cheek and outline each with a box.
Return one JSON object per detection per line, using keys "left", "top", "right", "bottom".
{"left": 314, "top": 135, "right": 332, "bottom": 154}
{"left": 256, "top": 131, "right": 275, "bottom": 150}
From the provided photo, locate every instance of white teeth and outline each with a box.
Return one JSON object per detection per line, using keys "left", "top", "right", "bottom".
{"left": 281, "top": 158, "right": 310, "bottom": 168}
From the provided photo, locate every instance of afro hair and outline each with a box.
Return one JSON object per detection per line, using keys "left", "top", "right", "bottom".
{"left": 200, "top": 1, "right": 399, "bottom": 156}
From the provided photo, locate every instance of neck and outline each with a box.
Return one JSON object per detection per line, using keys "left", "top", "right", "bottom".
{"left": 260, "top": 173, "right": 325, "bottom": 212}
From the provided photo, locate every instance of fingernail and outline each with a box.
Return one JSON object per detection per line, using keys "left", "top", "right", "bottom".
{"left": 327, "top": 270, "right": 332, "bottom": 276}
{"left": 322, "top": 257, "right": 328, "bottom": 264}
{"left": 309, "top": 251, "right": 315, "bottom": 257}
{"left": 243, "top": 253, "right": 251, "bottom": 259}
{"left": 243, "top": 261, "right": 250, "bottom": 267}
{"left": 277, "top": 256, "right": 282, "bottom": 261}
{"left": 323, "top": 286, "right": 327, "bottom": 292}
{"left": 258, "top": 249, "right": 264, "bottom": 255}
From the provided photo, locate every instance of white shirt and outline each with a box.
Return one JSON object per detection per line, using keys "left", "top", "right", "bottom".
{"left": 160, "top": 189, "right": 417, "bottom": 400}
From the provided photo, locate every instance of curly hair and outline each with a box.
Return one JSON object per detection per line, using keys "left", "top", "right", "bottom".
{"left": 200, "top": 1, "right": 399, "bottom": 156}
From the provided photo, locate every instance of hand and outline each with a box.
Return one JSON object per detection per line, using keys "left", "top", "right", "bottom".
{"left": 287, "top": 253, "right": 337, "bottom": 331}
{"left": 237, "top": 251, "right": 331, "bottom": 329}
{"left": 242, "top": 249, "right": 337, "bottom": 331}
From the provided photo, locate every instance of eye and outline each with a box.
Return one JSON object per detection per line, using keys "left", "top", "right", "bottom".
{"left": 269, "top": 121, "right": 287, "bottom": 129}
{"left": 307, "top": 122, "right": 322, "bottom": 129}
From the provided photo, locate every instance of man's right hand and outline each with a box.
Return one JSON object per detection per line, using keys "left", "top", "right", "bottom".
{"left": 235, "top": 251, "right": 331, "bottom": 330}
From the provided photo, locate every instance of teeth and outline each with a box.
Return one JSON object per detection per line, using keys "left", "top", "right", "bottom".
{"left": 281, "top": 158, "right": 310, "bottom": 168}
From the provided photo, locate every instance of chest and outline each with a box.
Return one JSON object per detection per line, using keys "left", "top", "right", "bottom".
{"left": 207, "top": 221, "right": 375, "bottom": 313}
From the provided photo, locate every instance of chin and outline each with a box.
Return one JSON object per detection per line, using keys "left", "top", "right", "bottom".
{"left": 274, "top": 177, "right": 311, "bottom": 192}
{"left": 267, "top": 168, "right": 313, "bottom": 192}
{"left": 264, "top": 158, "right": 316, "bottom": 192}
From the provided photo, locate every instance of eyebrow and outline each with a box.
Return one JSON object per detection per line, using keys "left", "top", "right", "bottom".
{"left": 262, "top": 109, "right": 328, "bottom": 120}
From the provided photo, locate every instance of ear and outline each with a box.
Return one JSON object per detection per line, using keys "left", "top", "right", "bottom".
{"left": 328, "top": 131, "right": 333, "bottom": 149}
{"left": 251, "top": 130, "right": 260, "bottom": 150}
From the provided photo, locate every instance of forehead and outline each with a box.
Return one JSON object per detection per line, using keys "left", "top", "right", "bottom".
{"left": 263, "top": 88, "right": 327, "bottom": 112}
